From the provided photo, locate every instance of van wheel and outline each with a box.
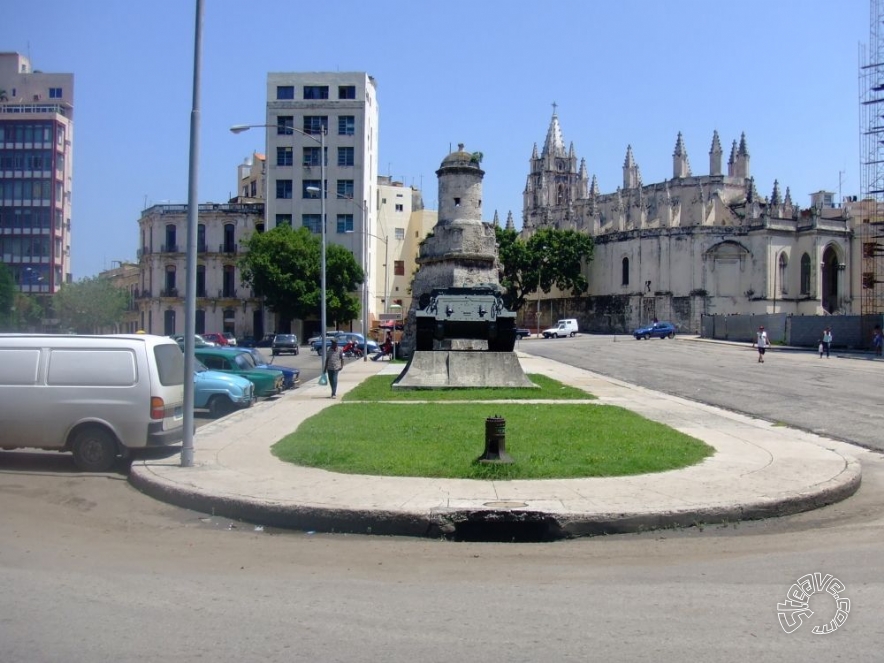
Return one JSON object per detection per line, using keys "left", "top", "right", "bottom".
{"left": 208, "top": 395, "right": 233, "bottom": 418}
{"left": 71, "top": 427, "right": 118, "bottom": 472}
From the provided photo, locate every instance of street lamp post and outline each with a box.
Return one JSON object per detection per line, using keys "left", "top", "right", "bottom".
{"left": 230, "top": 121, "right": 328, "bottom": 375}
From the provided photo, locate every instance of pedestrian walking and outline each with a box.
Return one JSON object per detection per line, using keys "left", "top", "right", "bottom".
{"left": 754, "top": 325, "right": 770, "bottom": 363}
{"left": 873, "top": 325, "right": 883, "bottom": 358}
{"left": 820, "top": 327, "right": 832, "bottom": 359}
{"left": 324, "top": 338, "right": 344, "bottom": 398}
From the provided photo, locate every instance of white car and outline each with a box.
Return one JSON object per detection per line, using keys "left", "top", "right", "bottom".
{"left": 542, "top": 319, "right": 579, "bottom": 338}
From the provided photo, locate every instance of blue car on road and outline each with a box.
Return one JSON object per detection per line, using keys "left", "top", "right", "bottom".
{"left": 194, "top": 360, "right": 255, "bottom": 417}
{"left": 235, "top": 347, "right": 300, "bottom": 390}
{"left": 633, "top": 321, "right": 677, "bottom": 340}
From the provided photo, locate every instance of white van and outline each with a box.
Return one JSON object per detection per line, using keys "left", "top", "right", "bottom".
{"left": 542, "top": 319, "right": 579, "bottom": 338}
{"left": 0, "top": 334, "right": 185, "bottom": 471}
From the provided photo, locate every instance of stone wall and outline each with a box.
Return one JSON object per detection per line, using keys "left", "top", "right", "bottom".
{"left": 701, "top": 313, "right": 879, "bottom": 348}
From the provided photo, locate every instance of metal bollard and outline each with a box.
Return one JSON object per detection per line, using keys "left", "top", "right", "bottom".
{"left": 478, "top": 415, "right": 513, "bottom": 464}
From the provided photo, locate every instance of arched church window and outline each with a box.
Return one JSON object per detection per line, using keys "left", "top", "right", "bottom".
{"left": 778, "top": 253, "right": 788, "bottom": 295}
{"left": 800, "top": 253, "right": 811, "bottom": 295}
{"left": 557, "top": 184, "right": 565, "bottom": 206}
{"left": 622, "top": 257, "right": 629, "bottom": 286}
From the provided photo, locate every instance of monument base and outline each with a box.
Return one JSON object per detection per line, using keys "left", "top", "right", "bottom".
{"left": 392, "top": 351, "right": 537, "bottom": 390}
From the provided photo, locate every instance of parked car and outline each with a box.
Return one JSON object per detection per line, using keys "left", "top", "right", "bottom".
{"left": 235, "top": 347, "right": 300, "bottom": 390}
{"left": 271, "top": 333, "right": 299, "bottom": 356}
{"left": 223, "top": 332, "right": 238, "bottom": 346}
{"left": 255, "top": 334, "right": 276, "bottom": 348}
{"left": 171, "top": 334, "right": 215, "bottom": 348}
{"left": 193, "top": 359, "right": 255, "bottom": 417}
{"left": 311, "top": 333, "right": 379, "bottom": 356}
{"left": 515, "top": 328, "right": 532, "bottom": 339}
{"left": 237, "top": 335, "right": 256, "bottom": 348}
{"left": 201, "top": 332, "right": 230, "bottom": 346}
{"left": 633, "top": 321, "right": 677, "bottom": 340}
{"left": 193, "top": 347, "right": 285, "bottom": 397}
{"left": 542, "top": 319, "right": 579, "bottom": 338}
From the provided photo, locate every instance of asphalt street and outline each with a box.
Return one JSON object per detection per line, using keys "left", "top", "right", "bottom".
{"left": 521, "top": 334, "right": 884, "bottom": 452}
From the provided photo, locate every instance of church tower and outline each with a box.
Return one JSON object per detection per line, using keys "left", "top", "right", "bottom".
{"left": 523, "top": 106, "right": 585, "bottom": 230}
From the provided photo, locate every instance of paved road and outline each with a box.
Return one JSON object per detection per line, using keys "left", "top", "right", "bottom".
{"left": 1, "top": 339, "right": 882, "bottom": 660}
{"left": 520, "top": 334, "right": 884, "bottom": 452}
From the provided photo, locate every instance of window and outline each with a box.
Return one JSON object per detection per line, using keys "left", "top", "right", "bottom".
{"left": 621, "top": 257, "right": 629, "bottom": 286}
{"left": 303, "top": 85, "right": 329, "bottom": 100}
{"left": 275, "top": 214, "right": 292, "bottom": 227}
{"left": 303, "top": 116, "right": 328, "bottom": 135}
{"left": 336, "top": 214, "right": 354, "bottom": 233}
{"left": 338, "top": 115, "right": 355, "bottom": 136}
{"left": 302, "top": 214, "right": 321, "bottom": 233}
{"left": 197, "top": 224, "right": 206, "bottom": 252}
{"left": 395, "top": 204, "right": 404, "bottom": 212}
{"left": 277, "top": 85, "right": 295, "bottom": 100}
{"left": 394, "top": 260, "right": 405, "bottom": 276}
{"left": 302, "top": 146, "right": 323, "bottom": 167}
{"left": 394, "top": 227, "right": 405, "bottom": 240}
{"left": 165, "top": 264, "right": 176, "bottom": 292}
{"left": 338, "top": 85, "right": 356, "bottom": 99}
{"left": 276, "top": 146, "right": 293, "bottom": 167}
{"left": 337, "top": 180, "right": 354, "bottom": 199}
{"left": 196, "top": 265, "right": 206, "bottom": 297}
{"left": 277, "top": 116, "right": 293, "bottom": 135}
{"left": 49, "top": 87, "right": 62, "bottom": 99}
{"left": 222, "top": 265, "right": 236, "bottom": 297}
{"left": 303, "top": 180, "right": 322, "bottom": 198}
{"left": 337, "top": 147, "right": 354, "bottom": 167}
{"left": 800, "top": 253, "right": 811, "bottom": 295}
{"left": 276, "top": 179, "right": 293, "bottom": 199}
{"left": 778, "top": 253, "right": 788, "bottom": 295}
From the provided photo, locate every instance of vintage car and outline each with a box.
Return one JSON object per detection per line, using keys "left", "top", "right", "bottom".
{"left": 235, "top": 347, "right": 300, "bottom": 390}
{"left": 193, "top": 360, "right": 255, "bottom": 417}
{"left": 193, "top": 347, "right": 285, "bottom": 397}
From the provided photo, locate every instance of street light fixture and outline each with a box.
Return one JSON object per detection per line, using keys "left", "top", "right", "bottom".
{"left": 230, "top": 122, "right": 328, "bottom": 375}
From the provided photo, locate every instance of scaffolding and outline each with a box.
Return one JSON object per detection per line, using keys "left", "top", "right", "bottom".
{"left": 860, "top": 0, "right": 884, "bottom": 321}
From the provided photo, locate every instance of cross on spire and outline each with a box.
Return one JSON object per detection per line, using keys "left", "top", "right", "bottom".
{"left": 552, "top": 101, "right": 558, "bottom": 115}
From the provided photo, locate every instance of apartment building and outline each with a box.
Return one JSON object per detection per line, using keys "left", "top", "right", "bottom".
{"left": 264, "top": 72, "right": 379, "bottom": 338}
{"left": 0, "top": 52, "right": 73, "bottom": 295}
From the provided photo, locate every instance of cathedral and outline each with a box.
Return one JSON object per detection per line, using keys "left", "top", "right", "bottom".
{"left": 519, "top": 111, "right": 854, "bottom": 333}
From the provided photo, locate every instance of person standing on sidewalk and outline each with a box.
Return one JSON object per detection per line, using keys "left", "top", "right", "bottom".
{"left": 324, "top": 339, "right": 344, "bottom": 398}
{"left": 753, "top": 325, "right": 770, "bottom": 363}
{"left": 873, "top": 325, "right": 883, "bottom": 358}
{"left": 820, "top": 327, "right": 832, "bottom": 358}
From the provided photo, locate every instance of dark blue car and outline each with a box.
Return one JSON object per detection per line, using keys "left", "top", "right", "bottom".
{"left": 633, "top": 321, "right": 676, "bottom": 340}
{"left": 234, "top": 347, "right": 300, "bottom": 389}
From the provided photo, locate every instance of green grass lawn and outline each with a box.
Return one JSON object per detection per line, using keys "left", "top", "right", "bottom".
{"left": 344, "top": 374, "right": 594, "bottom": 401}
{"left": 272, "top": 374, "right": 712, "bottom": 479}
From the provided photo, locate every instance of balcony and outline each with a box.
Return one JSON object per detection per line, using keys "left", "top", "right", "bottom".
{"left": 197, "top": 242, "right": 208, "bottom": 253}
{"left": 160, "top": 287, "right": 179, "bottom": 298}
{"left": 134, "top": 289, "right": 152, "bottom": 299}
{"left": 218, "top": 288, "right": 237, "bottom": 299}
{"left": 137, "top": 247, "right": 151, "bottom": 259}
{"left": 160, "top": 244, "right": 179, "bottom": 253}
{"left": 219, "top": 243, "right": 237, "bottom": 254}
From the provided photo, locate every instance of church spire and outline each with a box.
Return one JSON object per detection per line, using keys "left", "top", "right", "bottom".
{"left": 770, "top": 180, "right": 782, "bottom": 206}
{"left": 623, "top": 145, "right": 640, "bottom": 189}
{"left": 541, "top": 104, "right": 567, "bottom": 158}
{"left": 709, "top": 130, "right": 722, "bottom": 176}
{"left": 505, "top": 210, "right": 515, "bottom": 230}
{"left": 672, "top": 132, "right": 691, "bottom": 179}
{"left": 531, "top": 142, "right": 538, "bottom": 160}
{"left": 492, "top": 210, "right": 500, "bottom": 227}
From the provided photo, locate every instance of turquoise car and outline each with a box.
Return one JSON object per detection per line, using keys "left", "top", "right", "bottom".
{"left": 194, "top": 347, "right": 284, "bottom": 398}
{"left": 194, "top": 360, "right": 255, "bottom": 417}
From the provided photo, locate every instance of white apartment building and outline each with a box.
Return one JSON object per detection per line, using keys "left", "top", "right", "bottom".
{"left": 0, "top": 52, "right": 73, "bottom": 296}
{"left": 263, "top": 72, "right": 379, "bottom": 338}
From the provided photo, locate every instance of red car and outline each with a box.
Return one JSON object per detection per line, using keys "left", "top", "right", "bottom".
{"left": 201, "top": 332, "right": 230, "bottom": 346}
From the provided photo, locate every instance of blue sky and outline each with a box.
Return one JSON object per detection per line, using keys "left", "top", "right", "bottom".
{"left": 2, "top": 0, "right": 868, "bottom": 279}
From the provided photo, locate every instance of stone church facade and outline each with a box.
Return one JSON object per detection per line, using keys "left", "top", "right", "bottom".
{"left": 519, "top": 111, "right": 853, "bottom": 333}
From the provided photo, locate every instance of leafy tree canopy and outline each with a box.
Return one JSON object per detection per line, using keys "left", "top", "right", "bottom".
{"left": 496, "top": 226, "right": 594, "bottom": 311}
{"left": 54, "top": 276, "right": 130, "bottom": 333}
{"left": 239, "top": 225, "right": 364, "bottom": 327}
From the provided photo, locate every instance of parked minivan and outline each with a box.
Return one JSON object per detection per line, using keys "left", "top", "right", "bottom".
{"left": 0, "top": 334, "right": 185, "bottom": 471}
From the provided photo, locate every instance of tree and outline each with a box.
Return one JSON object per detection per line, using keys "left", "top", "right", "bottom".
{"left": 496, "top": 226, "right": 594, "bottom": 311}
{"left": 0, "top": 262, "right": 14, "bottom": 329}
{"left": 239, "top": 225, "right": 364, "bottom": 328}
{"left": 54, "top": 277, "right": 129, "bottom": 333}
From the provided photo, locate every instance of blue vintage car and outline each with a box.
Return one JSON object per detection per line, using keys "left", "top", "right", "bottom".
{"left": 193, "top": 360, "right": 255, "bottom": 417}
{"left": 235, "top": 347, "right": 300, "bottom": 390}
{"left": 633, "top": 321, "right": 677, "bottom": 340}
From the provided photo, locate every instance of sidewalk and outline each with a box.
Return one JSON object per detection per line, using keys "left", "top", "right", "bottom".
{"left": 129, "top": 353, "right": 861, "bottom": 541}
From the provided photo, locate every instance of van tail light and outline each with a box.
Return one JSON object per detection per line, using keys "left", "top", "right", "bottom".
{"left": 151, "top": 397, "right": 165, "bottom": 420}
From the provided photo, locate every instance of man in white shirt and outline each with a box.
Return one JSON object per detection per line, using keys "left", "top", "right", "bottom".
{"left": 754, "top": 325, "right": 770, "bottom": 363}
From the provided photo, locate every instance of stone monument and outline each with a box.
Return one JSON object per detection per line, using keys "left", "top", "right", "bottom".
{"left": 394, "top": 144, "right": 534, "bottom": 389}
